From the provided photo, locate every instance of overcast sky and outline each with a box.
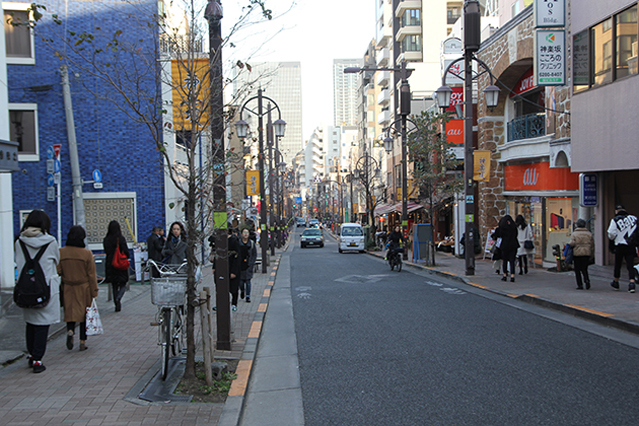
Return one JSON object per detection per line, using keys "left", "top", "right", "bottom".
{"left": 223, "top": 0, "right": 376, "bottom": 140}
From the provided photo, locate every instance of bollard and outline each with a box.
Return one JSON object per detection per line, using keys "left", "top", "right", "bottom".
{"left": 199, "top": 291, "right": 213, "bottom": 386}
{"left": 203, "top": 286, "right": 215, "bottom": 365}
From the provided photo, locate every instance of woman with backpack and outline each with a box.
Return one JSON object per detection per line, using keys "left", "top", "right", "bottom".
{"left": 14, "top": 210, "right": 60, "bottom": 373}
{"left": 59, "top": 226, "right": 98, "bottom": 351}
{"left": 103, "top": 220, "right": 130, "bottom": 312}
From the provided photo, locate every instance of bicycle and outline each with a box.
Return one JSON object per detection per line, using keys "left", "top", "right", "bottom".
{"left": 149, "top": 260, "right": 188, "bottom": 380}
{"left": 388, "top": 247, "right": 403, "bottom": 272}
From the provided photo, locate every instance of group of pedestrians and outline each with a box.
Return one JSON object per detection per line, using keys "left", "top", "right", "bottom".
{"left": 491, "top": 214, "right": 534, "bottom": 282}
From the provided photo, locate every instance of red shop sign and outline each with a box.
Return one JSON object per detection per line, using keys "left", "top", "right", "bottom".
{"left": 445, "top": 87, "right": 464, "bottom": 112}
{"left": 510, "top": 68, "right": 535, "bottom": 97}
{"left": 504, "top": 162, "right": 579, "bottom": 191}
{"left": 446, "top": 119, "right": 464, "bottom": 144}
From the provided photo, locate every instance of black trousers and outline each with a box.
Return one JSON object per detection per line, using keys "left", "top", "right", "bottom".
{"left": 573, "top": 256, "right": 591, "bottom": 288}
{"left": 67, "top": 321, "right": 87, "bottom": 341}
{"left": 613, "top": 245, "right": 637, "bottom": 281}
{"left": 111, "top": 282, "right": 127, "bottom": 303}
{"left": 502, "top": 251, "right": 516, "bottom": 275}
{"left": 26, "top": 323, "right": 49, "bottom": 361}
{"left": 230, "top": 278, "right": 239, "bottom": 306}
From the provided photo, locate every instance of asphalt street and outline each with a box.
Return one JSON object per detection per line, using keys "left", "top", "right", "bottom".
{"left": 289, "top": 228, "right": 639, "bottom": 426}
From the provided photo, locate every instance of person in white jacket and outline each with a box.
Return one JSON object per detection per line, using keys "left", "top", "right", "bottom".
{"left": 14, "top": 210, "right": 60, "bottom": 373}
{"left": 515, "top": 215, "right": 535, "bottom": 275}
{"left": 607, "top": 204, "right": 638, "bottom": 292}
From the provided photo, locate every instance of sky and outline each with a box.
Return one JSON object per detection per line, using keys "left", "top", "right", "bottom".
{"left": 222, "top": 0, "right": 376, "bottom": 140}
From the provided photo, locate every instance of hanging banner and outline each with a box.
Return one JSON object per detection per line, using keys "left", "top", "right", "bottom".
{"left": 246, "top": 170, "right": 260, "bottom": 196}
{"left": 473, "top": 151, "right": 491, "bottom": 182}
{"left": 171, "top": 58, "right": 210, "bottom": 130}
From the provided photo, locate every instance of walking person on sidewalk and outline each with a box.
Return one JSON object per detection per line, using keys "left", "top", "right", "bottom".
{"left": 239, "top": 228, "right": 257, "bottom": 303}
{"left": 569, "top": 219, "right": 595, "bottom": 290}
{"left": 59, "top": 226, "right": 98, "bottom": 351}
{"left": 494, "top": 215, "right": 519, "bottom": 282}
{"left": 607, "top": 205, "right": 638, "bottom": 292}
{"left": 162, "top": 221, "right": 187, "bottom": 265}
{"left": 103, "top": 221, "right": 130, "bottom": 311}
{"left": 14, "top": 210, "right": 60, "bottom": 373}
{"left": 515, "top": 215, "right": 535, "bottom": 275}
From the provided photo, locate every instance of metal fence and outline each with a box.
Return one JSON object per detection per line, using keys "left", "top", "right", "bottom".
{"left": 507, "top": 113, "right": 546, "bottom": 142}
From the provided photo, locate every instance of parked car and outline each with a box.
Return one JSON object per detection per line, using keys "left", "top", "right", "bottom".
{"left": 338, "top": 223, "right": 365, "bottom": 253}
{"left": 300, "top": 228, "right": 324, "bottom": 248}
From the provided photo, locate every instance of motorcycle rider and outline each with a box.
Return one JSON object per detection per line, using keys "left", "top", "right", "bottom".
{"left": 386, "top": 225, "right": 404, "bottom": 263}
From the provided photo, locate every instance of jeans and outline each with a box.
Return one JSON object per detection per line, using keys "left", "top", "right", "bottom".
{"left": 573, "top": 256, "right": 591, "bottom": 288}
{"left": 26, "top": 323, "right": 49, "bottom": 361}
{"left": 240, "top": 279, "right": 252, "bottom": 297}
{"left": 613, "top": 245, "right": 637, "bottom": 281}
{"left": 67, "top": 321, "right": 87, "bottom": 341}
{"left": 111, "top": 282, "right": 127, "bottom": 304}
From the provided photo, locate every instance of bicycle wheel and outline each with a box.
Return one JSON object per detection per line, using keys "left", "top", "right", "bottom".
{"left": 397, "top": 257, "right": 402, "bottom": 272}
{"left": 389, "top": 258, "right": 395, "bottom": 271}
{"left": 161, "top": 308, "right": 171, "bottom": 380}
{"left": 171, "top": 308, "right": 183, "bottom": 356}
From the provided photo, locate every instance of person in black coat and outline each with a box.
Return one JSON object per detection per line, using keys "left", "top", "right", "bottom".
{"left": 146, "top": 226, "right": 165, "bottom": 263}
{"left": 162, "top": 222, "right": 187, "bottom": 265}
{"left": 228, "top": 229, "right": 242, "bottom": 311}
{"left": 494, "top": 215, "right": 520, "bottom": 282}
{"left": 103, "top": 220, "right": 130, "bottom": 312}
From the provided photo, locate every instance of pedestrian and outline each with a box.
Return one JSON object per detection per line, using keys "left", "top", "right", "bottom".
{"left": 607, "top": 204, "right": 638, "bottom": 292}
{"left": 515, "top": 215, "right": 535, "bottom": 275}
{"left": 228, "top": 228, "right": 242, "bottom": 311}
{"left": 103, "top": 220, "right": 130, "bottom": 312}
{"left": 239, "top": 228, "right": 257, "bottom": 303}
{"left": 569, "top": 219, "right": 595, "bottom": 290}
{"left": 146, "top": 226, "right": 164, "bottom": 263}
{"left": 490, "top": 229, "right": 502, "bottom": 275}
{"left": 494, "top": 215, "right": 519, "bottom": 282}
{"left": 58, "top": 225, "right": 98, "bottom": 351}
{"left": 14, "top": 210, "right": 60, "bottom": 373}
{"left": 162, "top": 221, "right": 187, "bottom": 265}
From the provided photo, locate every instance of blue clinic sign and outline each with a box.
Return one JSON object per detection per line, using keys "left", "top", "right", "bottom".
{"left": 580, "top": 173, "right": 598, "bottom": 207}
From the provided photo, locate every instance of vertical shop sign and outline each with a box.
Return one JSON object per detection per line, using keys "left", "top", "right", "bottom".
{"left": 535, "top": 30, "right": 566, "bottom": 86}
{"left": 535, "top": 0, "right": 565, "bottom": 27}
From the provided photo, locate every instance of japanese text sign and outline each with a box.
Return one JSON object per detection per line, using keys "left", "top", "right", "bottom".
{"left": 246, "top": 170, "right": 260, "bottom": 196}
{"left": 535, "top": 30, "right": 566, "bottom": 86}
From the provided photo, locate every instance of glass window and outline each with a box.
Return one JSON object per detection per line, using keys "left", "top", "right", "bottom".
{"left": 616, "top": 5, "right": 638, "bottom": 79}
{"left": 402, "top": 9, "right": 421, "bottom": 27}
{"left": 573, "top": 30, "right": 590, "bottom": 92}
{"left": 9, "top": 109, "right": 37, "bottom": 155}
{"left": 402, "top": 35, "right": 421, "bottom": 52}
{"left": 4, "top": 8, "right": 33, "bottom": 62}
{"left": 592, "top": 17, "right": 614, "bottom": 87}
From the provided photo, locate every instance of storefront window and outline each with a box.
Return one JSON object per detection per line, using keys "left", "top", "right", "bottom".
{"left": 545, "top": 198, "right": 579, "bottom": 262}
{"left": 507, "top": 199, "right": 542, "bottom": 264}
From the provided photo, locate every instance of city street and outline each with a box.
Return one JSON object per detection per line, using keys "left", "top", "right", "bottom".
{"left": 289, "top": 229, "right": 639, "bottom": 425}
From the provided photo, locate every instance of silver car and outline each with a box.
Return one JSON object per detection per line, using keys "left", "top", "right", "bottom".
{"left": 300, "top": 228, "right": 324, "bottom": 248}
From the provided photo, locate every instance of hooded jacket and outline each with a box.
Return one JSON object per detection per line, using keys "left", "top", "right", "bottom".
{"left": 607, "top": 210, "right": 638, "bottom": 246}
{"left": 14, "top": 228, "right": 61, "bottom": 326}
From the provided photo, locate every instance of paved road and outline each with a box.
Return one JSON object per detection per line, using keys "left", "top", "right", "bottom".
{"left": 290, "top": 229, "right": 639, "bottom": 425}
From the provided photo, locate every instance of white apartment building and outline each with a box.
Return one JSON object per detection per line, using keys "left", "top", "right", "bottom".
{"left": 333, "top": 59, "right": 362, "bottom": 127}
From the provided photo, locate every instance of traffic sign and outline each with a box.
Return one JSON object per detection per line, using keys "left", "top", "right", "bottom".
{"left": 53, "top": 144, "right": 61, "bottom": 159}
{"left": 46, "top": 159, "right": 55, "bottom": 174}
{"left": 54, "top": 159, "right": 61, "bottom": 173}
{"left": 46, "top": 146, "right": 55, "bottom": 160}
{"left": 47, "top": 174, "right": 54, "bottom": 187}
{"left": 92, "top": 169, "right": 102, "bottom": 183}
{"left": 93, "top": 182, "right": 103, "bottom": 189}
{"left": 47, "top": 187, "right": 55, "bottom": 202}
{"left": 54, "top": 172, "right": 61, "bottom": 185}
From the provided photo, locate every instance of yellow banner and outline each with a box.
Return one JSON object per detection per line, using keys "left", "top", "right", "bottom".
{"left": 473, "top": 150, "right": 491, "bottom": 182}
{"left": 172, "top": 58, "right": 210, "bottom": 130}
{"left": 246, "top": 170, "right": 260, "bottom": 196}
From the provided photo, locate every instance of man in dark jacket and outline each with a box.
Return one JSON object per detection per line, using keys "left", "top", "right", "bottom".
{"left": 147, "top": 227, "right": 164, "bottom": 262}
{"left": 607, "top": 205, "right": 638, "bottom": 292}
{"left": 228, "top": 229, "right": 242, "bottom": 311}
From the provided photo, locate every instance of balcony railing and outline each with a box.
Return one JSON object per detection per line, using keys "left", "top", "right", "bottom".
{"left": 507, "top": 113, "right": 546, "bottom": 142}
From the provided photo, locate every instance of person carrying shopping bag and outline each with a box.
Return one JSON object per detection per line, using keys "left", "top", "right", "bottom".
{"left": 59, "top": 226, "right": 99, "bottom": 351}
{"left": 103, "top": 220, "right": 130, "bottom": 312}
{"left": 515, "top": 215, "right": 535, "bottom": 275}
{"left": 569, "top": 219, "right": 595, "bottom": 290}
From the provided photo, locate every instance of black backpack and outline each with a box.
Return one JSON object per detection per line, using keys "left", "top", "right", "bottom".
{"left": 14, "top": 241, "right": 52, "bottom": 309}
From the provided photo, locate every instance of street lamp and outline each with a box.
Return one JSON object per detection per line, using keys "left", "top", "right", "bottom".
{"left": 234, "top": 89, "right": 286, "bottom": 273}
{"left": 433, "top": 0, "right": 501, "bottom": 276}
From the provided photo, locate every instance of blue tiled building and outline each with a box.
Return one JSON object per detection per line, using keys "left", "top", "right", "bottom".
{"left": 5, "top": 0, "right": 165, "bottom": 250}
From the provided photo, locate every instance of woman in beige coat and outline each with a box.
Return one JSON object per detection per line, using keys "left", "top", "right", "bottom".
{"left": 58, "top": 226, "right": 98, "bottom": 351}
{"left": 569, "top": 219, "right": 595, "bottom": 290}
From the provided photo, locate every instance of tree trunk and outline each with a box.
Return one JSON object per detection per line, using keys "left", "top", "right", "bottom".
{"left": 183, "top": 180, "right": 198, "bottom": 379}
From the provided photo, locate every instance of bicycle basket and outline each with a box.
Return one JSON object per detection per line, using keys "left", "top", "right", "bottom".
{"left": 151, "top": 276, "right": 187, "bottom": 306}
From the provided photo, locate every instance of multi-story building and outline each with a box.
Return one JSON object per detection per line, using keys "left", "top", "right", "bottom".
{"left": 333, "top": 59, "right": 361, "bottom": 127}
{"left": 233, "top": 62, "right": 303, "bottom": 165}
{"left": 5, "top": 0, "right": 165, "bottom": 255}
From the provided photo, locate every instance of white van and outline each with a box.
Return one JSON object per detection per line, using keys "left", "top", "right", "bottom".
{"left": 338, "top": 223, "right": 365, "bottom": 253}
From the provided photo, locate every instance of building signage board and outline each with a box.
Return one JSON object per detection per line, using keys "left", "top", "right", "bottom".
{"left": 504, "top": 162, "right": 578, "bottom": 191}
{"left": 443, "top": 58, "right": 464, "bottom": 86}
{"left": 442, "top": 37, "right": 462, "bottom": 55}
{"left": 535, "top": 0, "right": 565, "bottom": 28}
{"left": 445, "top": 87, "right": 464, "bottom": 112}
{"left": 534, "top": 30, "right": 566, "bottom": 86}
{"left": 572, "top": 30, "right": 590, "bottom": 85}
{"left": 580, "top": 173, "right": 598, "bottom": 207}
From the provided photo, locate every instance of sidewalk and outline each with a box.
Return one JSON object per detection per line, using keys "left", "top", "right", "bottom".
{"left": 0, "top": 244, "right": 287, "bottom": 426}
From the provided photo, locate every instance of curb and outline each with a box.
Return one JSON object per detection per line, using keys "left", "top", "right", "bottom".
{"left": 365, "top": 250, "right": 639, "bottom": 336}
{"left": 218, "top": 240, "right": 289, "bottom": 426}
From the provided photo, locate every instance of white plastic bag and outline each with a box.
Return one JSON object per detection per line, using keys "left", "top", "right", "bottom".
{"left": 86, "top": 299, "right": 103, "bottom": 336}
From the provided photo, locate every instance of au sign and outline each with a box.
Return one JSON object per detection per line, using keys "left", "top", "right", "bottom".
{"left": 446, "top": 120, "right": 464, "bottom": 144}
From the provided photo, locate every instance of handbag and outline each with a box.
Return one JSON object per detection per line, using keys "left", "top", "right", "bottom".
{"left": 86, "top": 299, "right": 103, "bottom": 336}
{"left": 524, "top": 240, "right": 534, "bottom": 250}
{"left": 112, "top": 244, "right": 130, "bottom": 270}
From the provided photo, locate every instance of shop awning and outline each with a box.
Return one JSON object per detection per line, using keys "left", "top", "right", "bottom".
{"left": 374, "top": 204, "right": 396, "bottom": 216}
{"left": 392, "top": 201, "right": 424, "bottom": 213}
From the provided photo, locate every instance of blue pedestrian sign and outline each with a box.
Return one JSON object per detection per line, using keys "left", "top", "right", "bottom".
{"left": 46, "top": 146, "right": 55, "bottom": 160}
{"left": 54, "top": 159, "right": 61, "bottom": 173}
{"left": 47, "top": 174, "right": 55, "bottom": 187}
{"left": 93, "top": 169, "right": 102, "bottom": 183}
{"left": 580, "top": 173, "right": 598, "bottom": 207}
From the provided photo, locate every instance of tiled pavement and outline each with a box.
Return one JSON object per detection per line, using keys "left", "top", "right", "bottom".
{"left": 0, "top": 249, "right": 284, "bottom": 426}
